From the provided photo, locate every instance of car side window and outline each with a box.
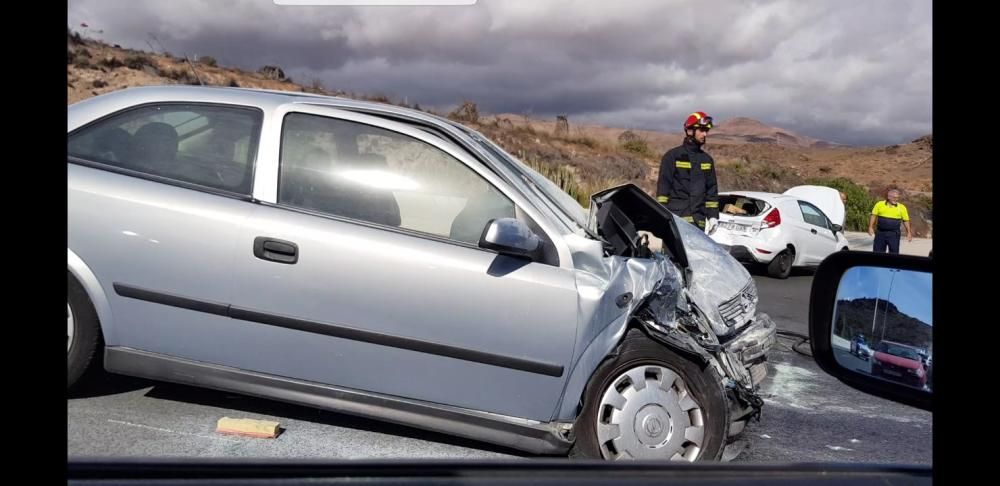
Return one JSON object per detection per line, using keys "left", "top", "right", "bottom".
{"left": 68, "top": 104, "right": 263, "bottom": 195}
{"left": 278, "top": 112, "right": 516, "bottom": 245}
{"left": 798, "top": 201, "right": 830, "bottom": 229}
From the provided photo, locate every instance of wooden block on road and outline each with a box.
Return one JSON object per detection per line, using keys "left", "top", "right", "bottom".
{"left": 215, "top": 417, "right": 281, "bottom": 439}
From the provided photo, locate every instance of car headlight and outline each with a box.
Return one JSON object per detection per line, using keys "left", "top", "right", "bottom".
{"left": 908, "top": 368, "right": 923, "bottom": 376}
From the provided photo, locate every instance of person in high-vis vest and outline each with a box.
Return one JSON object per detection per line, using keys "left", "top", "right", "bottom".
{"left": 656, "top": 111, "right": 719, "bottom": 232}
{"left": 868, "top": 188, "right": 912, "bottom": 254}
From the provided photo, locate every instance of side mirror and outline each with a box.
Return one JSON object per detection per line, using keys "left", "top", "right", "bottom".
{"left": 478, "top": 218, "right": 543, "bottom": 261}
{"left": 831, "top": 224, "right": 843, "bottom": 233}
{"left": 809, "top": 251, "right": 932, "bottom": 411}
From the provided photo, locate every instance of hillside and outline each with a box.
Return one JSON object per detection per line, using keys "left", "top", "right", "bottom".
{"left": 67, "top": 31, "right": 932, "bottom": 235}
{"left": 834, "top": 297, "right": 931, "bottom": 351}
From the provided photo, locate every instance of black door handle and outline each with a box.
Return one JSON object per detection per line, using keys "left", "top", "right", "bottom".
{"left": 254, "top": 237, "right": 298, "bottom": 264}
{"left": 811, "top": 229, "right": 818, "bottom": 234}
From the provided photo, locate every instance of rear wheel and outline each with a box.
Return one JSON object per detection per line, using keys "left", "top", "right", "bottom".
{"left": 68, "top": 273, "right": 102, "bottom": 389}
{"left": 767, "top": 249, "right": 794, "bottom": 279}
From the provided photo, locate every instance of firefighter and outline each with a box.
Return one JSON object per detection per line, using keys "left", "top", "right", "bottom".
{"left": 656, "top": 111, "right": 719, "bottom": 232}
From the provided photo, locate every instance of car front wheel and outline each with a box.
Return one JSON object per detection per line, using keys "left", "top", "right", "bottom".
{"left": 571, "top": 329, "right": 729, "bottom": 461}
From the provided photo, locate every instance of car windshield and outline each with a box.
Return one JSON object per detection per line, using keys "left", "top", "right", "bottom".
{"left": 880, "top": 343, "right": 921, "bottom": 361}
{"left": 464, "top": 130, "right": 590, "bottom": 232}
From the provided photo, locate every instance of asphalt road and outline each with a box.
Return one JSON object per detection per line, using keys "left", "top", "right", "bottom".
{"left": 69, "top": 268, "right": 932, "bottom": 464}
{"left": 834, "top": 348, "right": 874, "bottom": 375}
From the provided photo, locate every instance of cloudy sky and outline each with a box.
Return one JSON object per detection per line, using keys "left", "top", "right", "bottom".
{"left": 68, "top": 0, "right": 932, "bottom": 146}
{"left": 838, "top": 267, "right": 932, "bottom": 325}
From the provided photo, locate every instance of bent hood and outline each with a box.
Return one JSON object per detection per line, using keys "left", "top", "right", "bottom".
{"left": 589, "top": 184, "right": 755, "bottom": 336}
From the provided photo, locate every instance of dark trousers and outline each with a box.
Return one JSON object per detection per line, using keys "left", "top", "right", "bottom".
{"left": 873, "top": 230, "right": 900, "bottom": 254}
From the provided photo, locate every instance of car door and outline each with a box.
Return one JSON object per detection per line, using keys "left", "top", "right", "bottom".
{"left": 68, "top": 102, "right": 263, "bottom": 356}
{"left": 808, "top": 201, "right": 841, "bottom": 259}
{"left": 225, "top": 105, "right": 580, "bottom": 421}
{"left": 797, "top": 200, "right": 839, "bottom": 264}
{"left": 816, "top": 206, "right": 846, "bottom": 255}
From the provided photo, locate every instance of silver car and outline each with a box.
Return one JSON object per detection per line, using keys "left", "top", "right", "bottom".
{"left": 68, "top": 86, "right": 776, "bottom": 461}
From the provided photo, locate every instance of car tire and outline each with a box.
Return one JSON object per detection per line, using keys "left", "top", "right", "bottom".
{"left": 570, "top": 328, "right": 729, "bottom": 461}
{"left": 766, "top": 249, "right": 793, "bottom": 279}
{"left": 68, "top": 273, "right": 102, "bottom": 389}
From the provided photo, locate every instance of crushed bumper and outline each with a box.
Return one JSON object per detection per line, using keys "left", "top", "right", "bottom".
{"left": 719, "top": 313, "right": 777, "bottom": 423}
{"left": 723, "top": 313, "right": 777, "bottom": 371}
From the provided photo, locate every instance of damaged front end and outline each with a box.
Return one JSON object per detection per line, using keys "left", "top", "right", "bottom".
{"left": 588, "top": 184, "right": 777, "bottom": 441}
{"left": 631, "top": 271, "right": 776, "bottom": 436}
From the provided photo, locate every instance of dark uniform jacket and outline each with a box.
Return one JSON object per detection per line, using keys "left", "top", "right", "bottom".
{"left": 656, "top": 139, "right": 719, "bottom": 227}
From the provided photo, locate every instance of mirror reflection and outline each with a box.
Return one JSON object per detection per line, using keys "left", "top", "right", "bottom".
{"left": 832, "top": 266, "right": 932, "bottom": 393}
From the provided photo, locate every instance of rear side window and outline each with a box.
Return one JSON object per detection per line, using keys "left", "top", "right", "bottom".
{"left": 798, "top": 201, "right": 830, "bottom": 229}
{"left": 68, "top": 104, "right": 263, "bottom": 195}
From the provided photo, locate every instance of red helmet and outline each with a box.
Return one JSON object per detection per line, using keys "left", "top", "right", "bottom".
{"left": 684, "top": 111, "right": 714, "bottom": 130}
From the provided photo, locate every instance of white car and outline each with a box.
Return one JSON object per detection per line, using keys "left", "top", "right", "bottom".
{"left": 708, "top": 185, "right": 850, "bottom": 278}
{"left": 851, "top": 340, "right": 873, "bottom": 361}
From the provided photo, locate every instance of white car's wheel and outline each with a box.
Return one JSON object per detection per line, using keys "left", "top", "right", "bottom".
{"left": 767, "top": 249, "right": 794, "bottom": 279}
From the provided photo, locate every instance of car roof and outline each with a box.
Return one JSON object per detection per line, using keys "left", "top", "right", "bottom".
{"left": 719, "top": 191, "right": 794, "bottom": 202}
{"left": 67, "top": 85, "right": 591, "bottom": 237}
{"left": 69, "top": 85, "right": 465, "bottom": 132}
